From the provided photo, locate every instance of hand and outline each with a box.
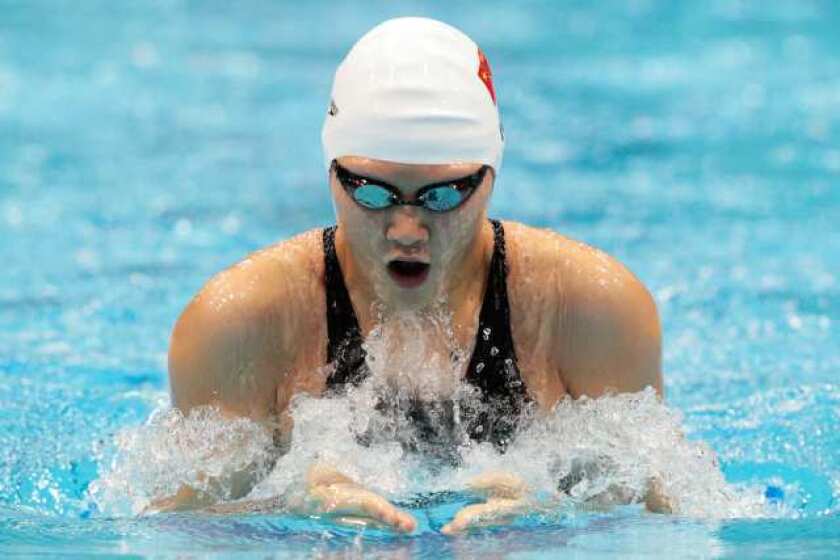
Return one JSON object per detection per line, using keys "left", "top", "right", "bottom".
{"left": 142, "top": 480, "right": 216, "bottom": 514}
{"left": 303, "top": 464, "right": 416, "bottom": 533}
{"left": 644, "top": 475, "right": 674, "bottom": 514}
{"left": 441, "top": 471, "right": 530, "bottom": 535}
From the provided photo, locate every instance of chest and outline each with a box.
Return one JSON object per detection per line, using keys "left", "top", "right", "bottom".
{"left": 286, "top": 253, "right": 567, "bottom": 410}
{"left": 508, "top": 310, "right": 568, "bottom": 412}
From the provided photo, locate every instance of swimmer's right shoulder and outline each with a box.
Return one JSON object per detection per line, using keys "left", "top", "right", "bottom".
{"left": 169, "top": 229, "right": 326, "bottom": 412}
{"left": 188, "top": 228, "right": 324, "bottom": 318}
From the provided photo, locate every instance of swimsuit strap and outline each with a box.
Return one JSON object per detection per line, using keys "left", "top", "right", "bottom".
{"left": 322, "top": 220, "right": 530, "bottom": 449}
{"left": 462, "top": 219, "right": 531, "bottom": 448}
{"left": 323, "top": 226, "right": 368, "bottom": 388}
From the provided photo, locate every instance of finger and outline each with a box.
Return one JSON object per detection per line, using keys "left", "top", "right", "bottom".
{"left": 645, "top": 476, "right": 673, "bottom": 514}
{"left": 315, "top": 485, "right": 416, "bottom": 533}
{"left": 441, "top": 498, "right": 525, "bottom": 535}
{"left": 441, "top": 503, "right": 487, "bottom": 534}
{"left": 467, "top": 471, "right": 527, "bottom": 499}
{"left": 354, "top": 493, "right": 416, "bottom": 533}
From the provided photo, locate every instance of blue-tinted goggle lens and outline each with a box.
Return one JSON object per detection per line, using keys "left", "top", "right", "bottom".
{"left": 353, "top": 184, "right": 466, "bottom": 211}
{"left": 353, "top": 184, "right": 397, "bottom": 209}
{"left": 419, "top": 186, "right": 464, "bottom": 212}
{"left": 335, "top": 162, "right": 487, "bottom": 213}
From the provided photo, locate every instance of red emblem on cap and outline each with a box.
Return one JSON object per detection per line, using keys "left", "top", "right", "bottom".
{"left": 477, "top": 48, "right": 496, "bottom": 105}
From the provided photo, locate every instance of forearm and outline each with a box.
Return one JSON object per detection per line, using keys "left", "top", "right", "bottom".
{"left": 297, "top": 462, "right": 417, "bottom": 532}
{"left": 306, "top": 462, "right": 357, "bottom": 489}
{"left": 144, "top": 455, "right": 276, "bottom": 514}
{"left": 555, "top": 458, "right": 673, "bottom": 513}
{"left": 146, "top": 483, "right": 215, "bottom": 513}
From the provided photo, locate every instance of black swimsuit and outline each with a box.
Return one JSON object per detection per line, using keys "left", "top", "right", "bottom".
{"left": 323, "top": 219, "right": 531, "bottom": 457}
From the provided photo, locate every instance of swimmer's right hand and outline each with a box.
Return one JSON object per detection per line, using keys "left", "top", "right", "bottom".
{"left": 143, "top": 484, "right": 215, "bottom": 514}
{"left": 301, "top": 464, "right": 416, "bottom": 533}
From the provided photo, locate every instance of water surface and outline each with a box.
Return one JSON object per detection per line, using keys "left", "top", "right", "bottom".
{"left": 1, "top": 0, "right": 838, "bottom": 557}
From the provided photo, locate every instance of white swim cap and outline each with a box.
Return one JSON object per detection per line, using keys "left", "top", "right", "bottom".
{"left": 321, "top": 17, "right": 504, "bottom": 173}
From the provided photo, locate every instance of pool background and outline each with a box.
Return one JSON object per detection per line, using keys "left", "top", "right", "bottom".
{"left": 0, "top": 0, "right": 838, "bottom": 557}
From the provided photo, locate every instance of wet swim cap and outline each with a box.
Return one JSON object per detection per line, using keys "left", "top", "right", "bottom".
{"left": 321, "top": 17, "right": 504, "bottom": 173}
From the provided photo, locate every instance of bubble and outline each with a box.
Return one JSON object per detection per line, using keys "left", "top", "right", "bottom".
{"left": 174, "top": 219, "right": 192, "bottom": 238}
{"left": 131, "top": 42, "right": 159, "bottom": 68}
{"left": 91, "top": 309, "right": 778, "bottom": 521}
{"left": 89, "top": 406, "right": 276, "bottom": 516}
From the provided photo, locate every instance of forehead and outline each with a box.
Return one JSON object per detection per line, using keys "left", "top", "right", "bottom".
{"left": 336, "top": 156, "right": 485, "bottom": 189}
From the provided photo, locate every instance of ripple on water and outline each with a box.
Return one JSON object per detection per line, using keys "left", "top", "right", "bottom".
{"left": 91, "top": 386, "right": 784, "bottom": 522}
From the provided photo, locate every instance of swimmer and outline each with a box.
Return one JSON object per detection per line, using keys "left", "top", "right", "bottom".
{"left": 153, "top": 17, "right": 668, "bottom": 532}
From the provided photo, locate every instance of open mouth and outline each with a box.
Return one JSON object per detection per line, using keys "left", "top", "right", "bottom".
{"left": 387, "top": 260, "right": 430, "bottom": 289}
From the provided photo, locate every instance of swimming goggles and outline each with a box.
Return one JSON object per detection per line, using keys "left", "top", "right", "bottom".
{"left": 331, "top": 160, "right": 490, "bottom": 212}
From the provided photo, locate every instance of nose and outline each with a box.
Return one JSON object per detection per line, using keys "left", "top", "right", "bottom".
{"left": 385, "top": 207, "right": 429, "bottom": 248}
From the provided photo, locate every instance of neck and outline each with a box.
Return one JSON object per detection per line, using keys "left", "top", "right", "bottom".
{"left": 334, "top": 219, "right": 495, "bottom": 335}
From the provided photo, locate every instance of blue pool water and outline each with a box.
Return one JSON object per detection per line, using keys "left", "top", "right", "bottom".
{"left": 1, "top": 0, "right": 838, "bottom": 557}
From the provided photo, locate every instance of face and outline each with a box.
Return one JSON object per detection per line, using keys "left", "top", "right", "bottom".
{"left": 330, "top": 156, "right": 494, "bottom": 306}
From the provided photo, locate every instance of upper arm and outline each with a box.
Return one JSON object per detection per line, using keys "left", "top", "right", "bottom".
{"left": 168, "top": 230, "right": 324, "bottom": 425}
{"left": 558, "top": 249, "right": 663, "bottom": 399}
{"left": 168, "top": 273, "right": 288, "bottom": 421}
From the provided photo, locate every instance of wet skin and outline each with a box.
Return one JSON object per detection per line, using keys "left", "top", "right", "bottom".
{"left": 163, "top": 156, "right": 665, "bottom": 530}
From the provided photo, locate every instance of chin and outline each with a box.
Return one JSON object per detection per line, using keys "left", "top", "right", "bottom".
{"left": 377, "top": 272, "right": 443, "bottom": 309}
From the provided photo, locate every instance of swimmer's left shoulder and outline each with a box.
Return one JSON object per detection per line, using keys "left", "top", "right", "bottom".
{"left": 235, "top": 228, "right": 324, "bottom": 284}
{"left": 502, "top": 220, "right": 662, "bottom": 397}
{"left": 502, "top": 220, "right": 648, "bottom": 299}
{"left": 504, "top": 222, "right": 638, "bottom": 290}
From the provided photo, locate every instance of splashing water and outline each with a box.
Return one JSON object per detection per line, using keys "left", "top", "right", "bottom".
{"left": 91, "top": 310, "right": 777, "bottom": 522}
{"left": 89, "top": 406, "right": 276, "bottom": 517}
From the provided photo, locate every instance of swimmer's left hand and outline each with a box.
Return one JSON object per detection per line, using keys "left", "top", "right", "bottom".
{"left": 441, "top": 471, "right": 530, "bottom": 535}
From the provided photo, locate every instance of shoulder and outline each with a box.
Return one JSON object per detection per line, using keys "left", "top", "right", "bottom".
{"left": 192, "top": 227, "right": 325, "bottom": 324}
{"left": 502, "top": 221, "right": 662, "bottom": 399}
{"left": 181, "top": 227, "right": 325, "bottom": 346}
{"left": 502, "top": 220, "right": 642, "bottom": 290}
{"left": 168, "top": 228, "right": 327, "bottom": 415}
{"left": 502, "top": 220, "right": 580, "bottom": 344}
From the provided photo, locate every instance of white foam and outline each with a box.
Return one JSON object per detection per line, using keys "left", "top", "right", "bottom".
{"left": 89, "top": 405, "right": 275, "bottom": 516}
{"left": 92, "top": 389, "right": 776, "bottom": 520}
{"left": 90, "top": 313, "right": 777, "bottom": 520}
